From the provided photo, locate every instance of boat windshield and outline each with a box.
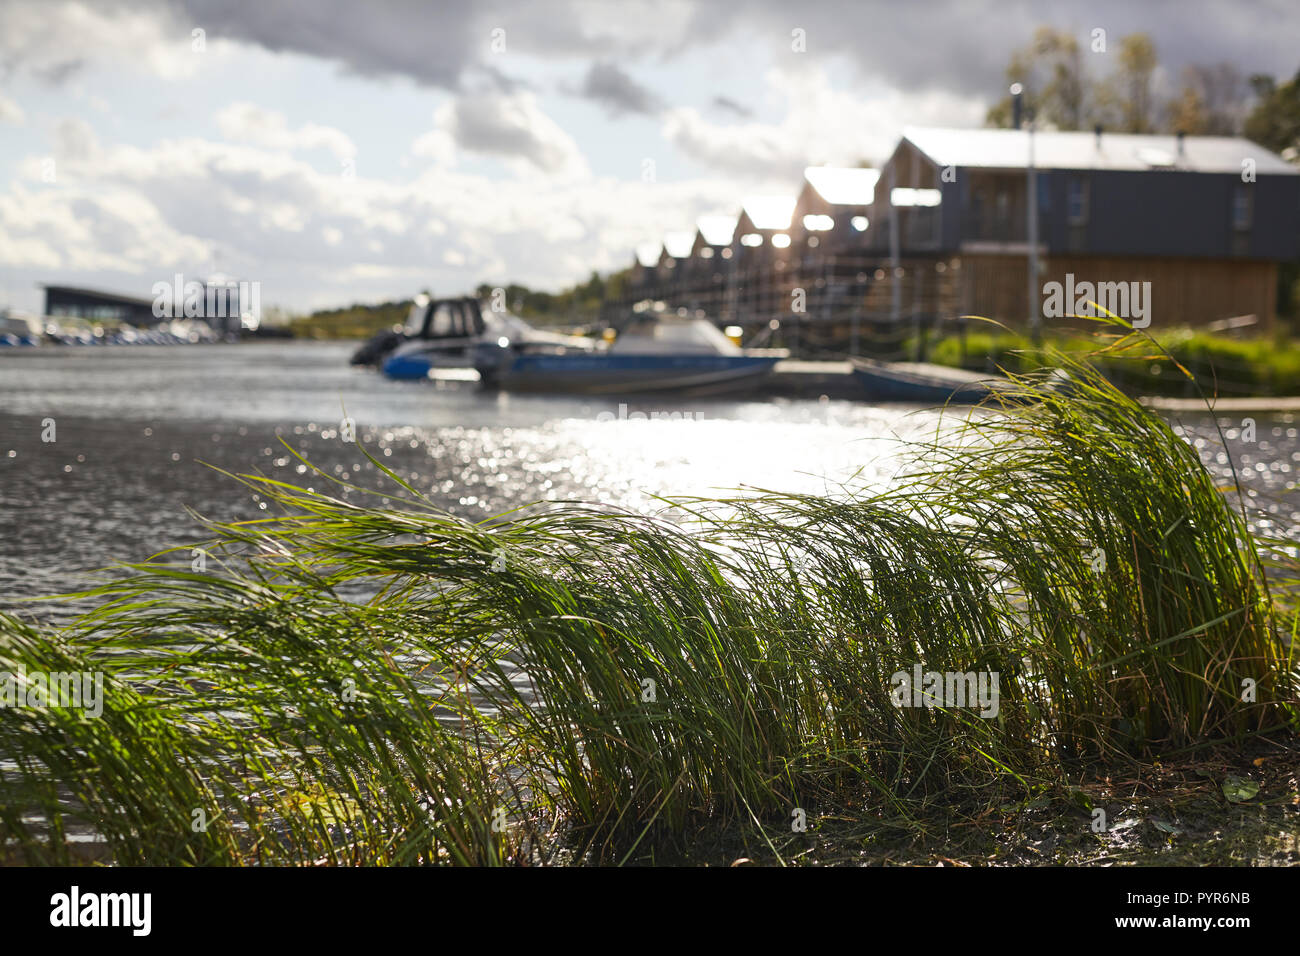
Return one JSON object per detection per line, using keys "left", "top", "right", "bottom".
{"left": 404, "top": 299, "right": 485, "bottom": 338}
{"left": 611, "top": 317, "right": 741, "bottom": 355}
{"left": 404, "top": 297, "right": 430, "bottom": 335}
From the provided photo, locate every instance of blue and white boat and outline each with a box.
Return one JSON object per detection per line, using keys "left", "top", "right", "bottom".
{"left": 368, "top": 297, "right": 487, "bottom": 380}
{"left": 352, "top": 296, "right": 591, "bottom": 381}
{"left": 476, "top": 313, "right": 787, "bottom": 395}
{"left": 0, "top": 310, "right": 41, "bottom": 347}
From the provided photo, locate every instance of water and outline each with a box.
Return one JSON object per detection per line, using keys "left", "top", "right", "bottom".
{"left": 1, "top": 342, "right": 943, "bottom": 614}
{"left": 2, "top": 342, "right": 1295, "bottom": 617}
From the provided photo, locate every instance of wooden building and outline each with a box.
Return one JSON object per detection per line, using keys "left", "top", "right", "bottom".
{"left": 874, "top": 126, "right": 1300, "bottom": 331}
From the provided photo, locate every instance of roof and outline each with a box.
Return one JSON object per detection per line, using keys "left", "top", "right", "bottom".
{"left": 40, "top": 284, "right": 154, "bottom": 308}
{"left": 634, "top": 241, "right": 662, "bottom": 268}
{"left": 803, "top": 166, "right": 880, "bottom": 205}
{"left": 661, "top": 230, "right": 696, "bottom": 259}
{"left": 740, "top": 195, "right": 796, "bottom": 231}
{"left": 902, "top": 126, "right": 1300, "bottom": 176}
{"left": 696, "top": 214, "right": 737, "bottom": 247}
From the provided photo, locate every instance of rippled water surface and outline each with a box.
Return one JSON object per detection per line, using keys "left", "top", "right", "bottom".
{"left": 1, "top": 343, "right": 935, "bottom": 611}
{"left": 2, "top": 342, "right": 1295, "bottom": 616}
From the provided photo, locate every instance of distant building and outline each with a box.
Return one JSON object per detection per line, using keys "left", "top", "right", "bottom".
{"left": 41, "top": 276, "right": 256, "bottom": 335}
{"left": 656, "top": 230, "right": 697, "bottom": 284}
{"left": 629, "top": 241, "right": 662, "bottom": 288}
{"left": 612, "top": 126, "right": 1300, "bottom": 351}
{"left": 42, "top": 285, "right": 157, "bottom": 325}
{"left": 690, "top": 214, "right": 737, "bottom": 263}
{"left": 731, "top": 195, "right": 797, "bottom": 264}
{"left": 788, "top": 166, "right": 879, "bottom": 253}
{"left": 874, "top": 126, "right": 1300, "bottom": 329}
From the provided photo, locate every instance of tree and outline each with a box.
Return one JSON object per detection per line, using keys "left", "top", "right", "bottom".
{"left": 985, "top": 27, "right": 1087, "bottom": 130}
{"left": 1167, "top": 63, "right": 1250, "bottom": 135}
{"left": 1095, "top": 33, "right": 1158, "bottom": 133}
{"left": 1244, "top": 68, "right": 1300, "bottom": 157}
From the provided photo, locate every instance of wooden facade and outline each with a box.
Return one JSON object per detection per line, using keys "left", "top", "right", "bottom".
{"left": 957, "top": 254, "right": 1279, "bottom": 331}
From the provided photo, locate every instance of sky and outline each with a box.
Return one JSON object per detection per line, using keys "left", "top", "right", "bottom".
{"left": 1, "top": 0, "right": 1298, "bottom": 315}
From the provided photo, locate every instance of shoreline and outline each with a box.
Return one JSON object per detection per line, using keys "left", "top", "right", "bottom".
{"left": 1139, "top": 395, "right": 1300, "bottom": 412}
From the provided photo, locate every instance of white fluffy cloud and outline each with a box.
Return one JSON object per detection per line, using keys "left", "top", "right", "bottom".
{"left": 664, "top": 67, "right": 986, "bottom": 182}
{"left": 0, "top": 104, "right": 741, "bottom": 310}
{"left": 0, "top": 96, "right": 26, "bottom": 124}
{"left": 216, "top": 103, "right": 357, "bottom": 162}
{"left": 0, "top": 0, "right": 211, "bottom": 84}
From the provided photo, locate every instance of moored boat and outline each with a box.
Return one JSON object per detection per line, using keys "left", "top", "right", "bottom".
{"left": 851, "top": 358, "right": 1002, "bottom": 404}
{"left": 362, "top": 296, "right": 487, "bottom": 379}
{"left": 475, "top": 313, "right": 788, "bottom": 395}
{"left": 357, "top": 296, "right": 594, "bottom": 381}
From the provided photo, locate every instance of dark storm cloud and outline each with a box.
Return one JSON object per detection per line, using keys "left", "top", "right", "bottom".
{"left": 576, "top": 61, "right": 662, "bottom": 115}
{"left": 176, "top": 0, "right": 1300, "bottom": 99}
{"left": 8, "top": 0, "right": 1299, "bottom": 101}
{"left": 173, "top": 0, "right": 482, "bottom": 88}
{"left": 676, "top": 0, "right": 1300, "bottom": 92}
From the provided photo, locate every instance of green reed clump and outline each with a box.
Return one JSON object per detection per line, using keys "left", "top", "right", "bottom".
{"left": 1, "top": 332, "right": 1296, "bottom": 865}
{"left": 910, "top": 353, "right": 1288, "bottom": 754}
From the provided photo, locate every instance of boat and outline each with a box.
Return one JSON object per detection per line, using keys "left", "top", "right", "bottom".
{"left": 354, "top": 296, "right": 593, "bottom": 381}
{"left": 851, "top": 358, "right": 1002, "bottom": 404}
{"left": 475, "top": 312, "right": 788, "bottom": 395}
{"left": 351, "top": 296, "right": 487, "bottom": 379}
{"left": 0, "top": 310, "right": 41, "bottom": 347}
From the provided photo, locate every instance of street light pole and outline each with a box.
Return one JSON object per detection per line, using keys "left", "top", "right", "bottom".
{"left": 1015, "top": 84, "right": 1041, "bottom": 345}
{"left": 889, "top": 164, "right": 900, "bottom": 325}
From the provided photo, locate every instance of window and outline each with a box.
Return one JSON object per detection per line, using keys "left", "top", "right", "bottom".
{"left": 1233, "top": 186, "right": 1252, "bottom": 231}
{"left": 405, "top": 299, "right": 429, "bottom": 335}
{"left": 1067, "top": 176, "right": 1089, "bottom": 225}
{"left": 428, "top": 303, "right": 456, "bottom": 336}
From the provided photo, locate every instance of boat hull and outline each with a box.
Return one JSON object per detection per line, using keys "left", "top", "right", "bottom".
{"left": 382, "top": 344, "right": 476, "bottom": 380}
{"left": 487, "top": 353, "right": 781, "bottom": 395}
{"left": 851, "top": 359, "right": 997, "bottom": 404}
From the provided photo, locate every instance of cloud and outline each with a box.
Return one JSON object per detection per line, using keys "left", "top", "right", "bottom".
{"left": 0, "top": 1, "right": 207, "bottom": 84}
{"left": 710, "top": 96, "right": 752, "bottom": 119}
{"left": 576, "top": 61, "right": 662, "bottom": 115}
{"left": 5, "top": 0, "right": 1300, "bottom": 111}
{"left": 216, "top": 103, "right": 357, "bottom": 161}
{"left": 663, "top": 107, "right": 806, "bottom": 183}
{"left": 175, "top": 0, "right": 500, "bottom": 90}
{"left": 0, "top": 95, "right": 26, "bottom": 124}
{"left": 664, "top": 66, "right": 984, "bottom": 181}
{"left": 1, "top": 112, "right": 747, "bottom": 311}
{"left": 678, "top": 0, "right": 1300, "bottom": 101}
{"left": 432, "top": 90, "right": 589, "bottom": 177}
{"left": 54, "top": 118, "right": 100, "bottom": 162}
{"left": 177, "top": 0, "right": 481, "bottom": 89}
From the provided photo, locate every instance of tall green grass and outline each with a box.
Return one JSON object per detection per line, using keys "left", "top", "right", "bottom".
{"left": 1, "top": 339, "right": 1297, "bottom": 865}
{"left": 929, "top": 327, "right": 1300, "bottom": 396}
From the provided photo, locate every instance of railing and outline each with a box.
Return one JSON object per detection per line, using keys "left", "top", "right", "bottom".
{"left": 606, "top": 254, "right": 962, "bottom": 361}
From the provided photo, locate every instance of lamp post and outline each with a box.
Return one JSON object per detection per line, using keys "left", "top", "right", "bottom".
{"left": 1012, "top": 83, "right": 1042, "bottom": 345}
